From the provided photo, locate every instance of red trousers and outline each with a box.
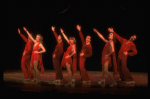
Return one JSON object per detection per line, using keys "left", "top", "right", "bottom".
{"left": 117, "top": 52, "right": 134, "bottom": 81}
{"left": 53, "top": 57, "right": 63, "bottom": 80}
{"left": 79, "top": 56, "right": 90, "bottom": 81}
{"left": 21, "top": 55, "right": 33, "bottom": 79}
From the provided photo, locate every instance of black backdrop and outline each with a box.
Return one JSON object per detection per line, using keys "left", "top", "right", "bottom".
{"left": 4, "top": 2, "right": 147, "bottom": 72}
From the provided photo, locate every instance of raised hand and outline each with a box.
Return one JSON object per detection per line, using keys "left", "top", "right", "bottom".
{"left": 23, "top": 27, "right": 27, "bottom": 31}
{"left": 52, "top": 26, "right": 55, "bottom": 31}
{"left": 108, "top": 28, "right": 114, "bottom": 33}
{"left": 76, "top": 25, "right": 81, "bottom": 31}
{"left": 60, "top": 28, "right": 64, "bottom": 33}
{"left": 93, "top": 28, "right": 98, "bottom": 33}
{"left": 18, "top": 28, "right": 21, "bottom": 34}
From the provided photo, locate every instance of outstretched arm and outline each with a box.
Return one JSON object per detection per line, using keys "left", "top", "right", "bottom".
{"left": 51, "top": 26, "right": 58, "bottom": 41}
{"left": 23, "top": 27, "right": 36, "bottom": 43}
{"left": 76, "top": 25, "right": 85, "bottom": 46}
{"left": 60, "top": 28, "right": 69, "bottom": 44}
{"left": 18, "top": 28, "right": 28, "bottom": 43}
{"left": 93, "top": 28, "right": 108, "bottom": 43}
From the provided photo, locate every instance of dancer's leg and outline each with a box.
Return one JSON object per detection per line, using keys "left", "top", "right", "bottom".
{"left": 33, "top": 60, "right": 40, "bottom": 82}
{"left": 103, "top": 61, "right": 116, "bottom": 84}
{"left": 66, "top": 62, "right": 72, "bottom": 83}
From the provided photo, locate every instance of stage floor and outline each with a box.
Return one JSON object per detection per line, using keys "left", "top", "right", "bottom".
{"left": 3, "top": 70, "right": 148, "bottom": 96}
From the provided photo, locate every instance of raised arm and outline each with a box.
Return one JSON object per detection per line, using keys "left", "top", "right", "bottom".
{"left": 108, "top": 28, "right": 124, "bottom": 44}
{"left": 18, "top": 28, "right": 28, "bottom": 43}
{"left": 60, "top": 28, "right": 69, "bottom": 44}
{"left": 51, "top": 26, "right": 58, "bottom": 41}
{"left": 93, "top": 28, "right": 108, "bottom": 43}
{"left": 76, "top": 25, "right": 85, "bottom": 46}
{"left": 23, "top": 27, "right": 36, "bottom": 43}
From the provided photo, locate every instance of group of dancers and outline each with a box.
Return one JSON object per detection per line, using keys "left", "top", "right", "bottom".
{"left": 18, "top": 25, "right": 137, "bottom": 87}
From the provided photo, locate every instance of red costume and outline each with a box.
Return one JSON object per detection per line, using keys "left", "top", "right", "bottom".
{"left": 30, "top": 42, "right": 44, "bottom": 73}
{"left": 20, "top": 33, "right": 33, "bottom": 79}
{"left": 79, "top": 31, "right": 92, "bottom": 81}
{"left": 102, "top": 41, "right": 118, "bottom": 76}
{"left": 114, "top": 32, "right": 137, "bottom": 81}
{"left": 52, "top": 31, "right": 63, "bottom": 79}
{"left": 61, "top": 43, "right": 77, "bottom": 73}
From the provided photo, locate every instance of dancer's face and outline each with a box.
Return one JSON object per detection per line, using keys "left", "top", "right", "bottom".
{"left": 69, "top": 39, "right": 74, "bottom": 44}
{"left": 108, "top": 33, "right": 114, "bottom": 40}
{"left": 36, "top": 35, "right": 41, "bottom": 42}
{"left": 86, "top": 36, "right": 91, "bottom": 43}
{"left": 129, "top": 35, "right": 136, "bottom": 41}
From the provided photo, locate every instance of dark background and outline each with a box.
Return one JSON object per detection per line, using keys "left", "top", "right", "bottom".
{"left": 4, "top": 2, "right": 147, "bottom": 72}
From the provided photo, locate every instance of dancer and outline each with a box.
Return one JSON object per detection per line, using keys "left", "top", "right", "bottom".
{"left": 60, "top": 28, "right": 77, "bottom": 86}
{"left": 76, "top": 25, "right": 92, "bottom": 84}
{"left": 23, "top": 27, "right": 46, "bottom": 83}
{"left": 51, "top": 26, "right": 63, "bottom": 83}
{"left": 93, "top": 28, "right": 118, "bottom": 87}
{"left": 108, "top": 28, "right": 137, "bottom": 84}
{"left": 18, "top": 28, "right": 33, "bottom": 80}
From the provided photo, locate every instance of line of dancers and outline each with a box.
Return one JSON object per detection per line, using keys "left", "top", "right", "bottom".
{"left": 18, "top": 25, "right": 137, "bottom": 87}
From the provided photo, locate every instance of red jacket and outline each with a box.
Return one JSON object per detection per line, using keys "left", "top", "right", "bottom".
{"left": 114, "top": 32, "right": 137, "bottom": 59}
{"left": 52, "top": 31, "right": 63, "bottom": 58}
{"left": 78, "top": 31, "right": 92, "bottom": 58}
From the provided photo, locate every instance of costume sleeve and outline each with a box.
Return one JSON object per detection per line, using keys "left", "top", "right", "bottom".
{"left": 128, "top": 44, "right": 137, "bottom": 56}
{"left": 25, "top": 41, "right": 33, "bottom": 55}
{"left": 78, "top": 31, "right": 85, "bottom": 46}
{"left": 55, "top": 41, "right": 64, "bottom": 58}
{"left": 53, "top": 31, "right": 58, "bottom": 42}
{"left": 113, "top": 32, "right": 124, "bottom": 44}
{"left": 83, "top": 46, "right": 93, "bottom": 58}
{"left": 20, "top": 33, "right": 28, "bottom": 43}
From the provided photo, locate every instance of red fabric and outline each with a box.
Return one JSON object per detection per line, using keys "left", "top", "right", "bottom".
{"left": 102, "top": 41, "right": 118, "bottom": 76}
{"left": 52, "top": 31, "right": 63, "bottom": 79}
{"left": 79, "top": 56, "right": 90, "bottom": 81}
{"left": 21, "top": 56, "right": 33, "bottom": 79}
{"left": 52, "top": 31, "right": 64, "bottom": 58}
{"left": 20, "top": 33, "right": 33, "bottom": 79}
{"left": 72, "top": 45, "right": 77, "bottom": 73}
{"left": 79, "top": 31, "right": 93, "bottom": 58}
{"left": 31, "top": 43, "right": 44, "bottom": 73}
{"left": 61, "top": 43, "right": 75, "bottom": 68}
{"left": 53, "top": 57, "right": 63, "bottom": 79}
{"left": 78, "top": 31, "right": 92, "bottom": 81}
{"left": 117, "top": 53, "right": 134, "bottom": 81}
{"left": 114, "top": 32, "right": 137, "bottom": 59}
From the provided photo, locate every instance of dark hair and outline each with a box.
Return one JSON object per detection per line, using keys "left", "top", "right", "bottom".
{"left": 109, "top": 32, "right": 116, "bottom": 43}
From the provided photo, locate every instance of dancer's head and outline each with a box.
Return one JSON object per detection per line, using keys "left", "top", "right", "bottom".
{"left": 108, "top": 32, "right": 116, "bottom": 43}
{"left": 86, "top": 35, "right": 91, "bottom": 43}
{"left": 129, "top": 35, "right": 137, "bottom": 42}
{"left": 69, "top": 37, "right": 76, "bottom": 44}
{"left": 36, "top": 34, "right": 43, "bottom": 43}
